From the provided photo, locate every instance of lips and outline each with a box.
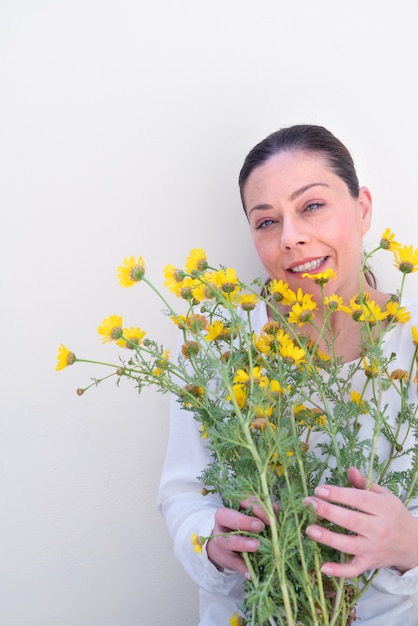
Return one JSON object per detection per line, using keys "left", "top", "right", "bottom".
{"left": 289, "top": 256, "right": 328, "bottom": 273}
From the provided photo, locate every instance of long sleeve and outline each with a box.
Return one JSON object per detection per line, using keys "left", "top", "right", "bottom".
{"left": 157, "top": 391, "right": 243, "bottom": 597}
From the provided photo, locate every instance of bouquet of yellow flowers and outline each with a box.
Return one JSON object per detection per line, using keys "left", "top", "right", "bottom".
{"left": 57, "top": 229, "right": 418, "bottom": 626}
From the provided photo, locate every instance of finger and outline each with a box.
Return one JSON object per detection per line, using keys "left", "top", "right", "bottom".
{"left": 320, "top": 555, "right": 369, "bottom": 579}
{"left": 215, "top": 507, "right": 265, "bottom": 533}
{"left": 207, "top": 538, "right": 250, "bottom": 577}
{"left": 239, "top": 497, "right": 274, "bottom": 525}
{"left": 306, "top": 523, "right": 362, "bottom": 554}
{"left": 303, "top": 496, "right": 372, "bottom": 535}
{"left": 347, "top": 466, "right": 388, "bottom": 495}
{"left": 312, "top": 484, "right": 382, "bottom": 515}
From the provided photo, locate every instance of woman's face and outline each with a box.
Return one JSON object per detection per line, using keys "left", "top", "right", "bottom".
{"left": 243, "top": 150, "right": 372, "bottom": 301}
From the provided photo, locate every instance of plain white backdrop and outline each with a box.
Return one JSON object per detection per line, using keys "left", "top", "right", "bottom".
{"left": 1, "top": 1, "right": 418, "bottom": 624}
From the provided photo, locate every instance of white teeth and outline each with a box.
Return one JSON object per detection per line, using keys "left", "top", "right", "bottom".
{"left": 290, "top": 256, "right": 326, "bottom": 273}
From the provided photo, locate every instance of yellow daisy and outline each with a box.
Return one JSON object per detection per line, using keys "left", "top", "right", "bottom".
{"left": 278, "top": 342, "right": 306, "bottom": 364}
{"left": 56, "top": 344, "right": 76, "bottom": 371}
{"left": 350, "top": 390, "right": 368, "bottom": 413}
{"left": 163, "top": 264, "right": 186, "bottom": 295}
{"left": 192, "top": 271, "right": 219, "bottom": 302}
{"left": 268, "top": 279, "right": 295, "bottom": 305}
{"left": 385, "top": 301, "right": 411, "bottom": 323}
{"left": 213, "top": 267, "right": 240, "bottom": 294}
{"left": 287, "top": 300, "right": 317, "bottom": 326}
{"left": 233, "top": 367, "right": 268, "bottom": 387}
{"left": 227, "top": 384, "right": 247, "bottom": 409}
{"left": 393, "top": 245, "right": 418, "bottom": 274}
{"left": 411, "top": 326, "right": 418, "bottom": 347}
{"left": 205, "top": 320, "right": 225, "bottom": 342}
{"left": 380, "top": 228, "right": 401, "bottom": 251}
{"left": 191, "top": 533, "right": 205, "bottom": 554}
{"left": 116, "top": 327, "right": 146, "bottom": 349}
{"left": 324, "top": 294, "right": 344, "bottom": 312}
{"left": 117, "top": 256, "right": 145, "bottom": 287}
{"left": 185, "top": 248, "right": 208, "bottom": 274}
{"left": 98, "top": 315, "right": 123, "bottom": 343}
{"left": 233, "top": 292, "right": 260, "bottom": 311}
{"left": 302, "top": 268, "right": 336, "bottom": 285}
{"left": 229, "top": 612, "right": 245, "bottom": 626}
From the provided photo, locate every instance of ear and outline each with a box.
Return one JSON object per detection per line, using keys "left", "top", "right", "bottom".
{"left": 358, "top": 186, "right": 372, "bottom": 236}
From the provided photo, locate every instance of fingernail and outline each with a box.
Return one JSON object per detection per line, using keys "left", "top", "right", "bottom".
{"left": 315, "top": 486, "right": 330, "bottom": 497}
{"left": 303, "top": 497, "right": 317, "bottom": 509}
{"left": 245, "top": 570, "right": 251, "bottom": 580}
{"left": 244, "top": 538, "right": 259, "bottom": 550}
{"left": 306, "top": 525, "right": 322, "bottom": 539}
{"left": 321, "top": 565, "right": 333, "bottom": 576}
{"left": 251, "top": 520, "right": 265, "bottom": 532}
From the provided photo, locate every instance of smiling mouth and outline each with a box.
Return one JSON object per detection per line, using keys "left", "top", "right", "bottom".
{"left": 289, "top": 256, "right": 328, "bottom": 273}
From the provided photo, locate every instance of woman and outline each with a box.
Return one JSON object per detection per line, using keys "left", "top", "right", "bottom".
{"left": 158, "top": 125, "right": 418, "bottom": 625}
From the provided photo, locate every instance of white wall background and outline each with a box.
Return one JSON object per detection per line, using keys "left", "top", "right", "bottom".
{"left": 1, "top": 1, "right": 418, "bottom": 625}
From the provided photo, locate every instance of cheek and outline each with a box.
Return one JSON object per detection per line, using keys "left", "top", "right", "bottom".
{"left": 253, "top": 238, "right": 276, "bottom": 267}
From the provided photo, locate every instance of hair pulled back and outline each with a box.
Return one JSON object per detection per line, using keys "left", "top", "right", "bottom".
{"left": 239, "top": 124, "right": 376, "bottom": 288}
{"left": 239, "top": 124, "right": 360, "bottom": 206}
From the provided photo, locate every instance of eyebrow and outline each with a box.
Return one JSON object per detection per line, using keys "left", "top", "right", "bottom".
{"left": 248, "top": 182, "right": 330, "bottom": 216}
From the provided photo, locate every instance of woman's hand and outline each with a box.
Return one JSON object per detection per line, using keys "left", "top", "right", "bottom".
{"left": 303, "top": 466, "right": 418, "bottom": 577}
{"left": 206, "top": 497, "right": 272, "bottom": 578}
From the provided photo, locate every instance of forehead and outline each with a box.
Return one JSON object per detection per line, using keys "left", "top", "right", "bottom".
{"left": 243, "top": 150, "right": 337, "bottom": 204}
{"left": 248, "top": 150, "right": 333, "bottom": 185}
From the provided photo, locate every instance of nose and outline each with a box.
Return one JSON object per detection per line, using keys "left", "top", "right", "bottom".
{"left": 280, "top": 216, "right": 308, "bottom": 250}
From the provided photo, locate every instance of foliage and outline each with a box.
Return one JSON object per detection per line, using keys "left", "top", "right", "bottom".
{"left": 57, "top": 232, "right": 418, "bottom": 625}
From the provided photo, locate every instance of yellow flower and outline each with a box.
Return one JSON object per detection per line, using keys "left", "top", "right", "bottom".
{"left": 385, "top": 301, "right": 411, "bottom": 323}
{"left": 153, "top": 349, "right": 170, "bottom": 376}
{"left": 205, "top": 320, "right": 225, "bottom": 342}
{"left": 393, "top": 245, "right": 418, "bottom": 274}
{"left": 278, "top": 342, "right": 306, "bottom": 364}
{"left": 269, "top": 451, "right": 294, "bottom": 476}
{"left": 412, "top": 326, "right": 418, "bottom": 347}
{"left": 363, "top": 357, "right": 379, "bottom": 378}
{"left": 56, "top": 344, "right": 76, "bottom": 370}
{"left": 227, "top": 384, "right": 247, "bottom": 409}
{"left": 314, "top": 411, "right": 327, "bottom": 427}
{"left": 192, "top": 271, "right": 219, "bottom": 302}
{"left": 380, "top": 228, "right": 401, "bottom": 251}
{"left": 287, "top": 298, "right": 317, "bottom": 326}
{"left": 302, "top": 268, "right": 336, "bottom": 285}
{"left": 234, "top": 367, "right": 268, "bottom": 387}
{"left": 213, "top": 267, "right": 240, "bottom": 294}
{"left": 191, "top": 533, "right": 205, "bottom": 554}
{"left": 324, "top": 294, "right": 344, "bottom": 312}
{"left": 229, "top": 611, "right": 245, "bottom": 626}
{"left": 98, "top": 315, "right": 123, "bottom": 343}
{"left": 117, "top": 256, "right": 145, "bottom": 287}
{"left": 185, "top": 248, "right": 208, "bottom": 274}
{"left": 269, "top": 379, "right": 285, "bottom": 395}
{"left": 116, "top": 327, "right": 146, "bottom": 349}
{"left": 200, "top": 425, "right": 208, "bottom": 440}
{"left": 179, "top": 276, "right": 199, "bottom": 300}
{"left": 350, "top": 390, "right": 368, "bottom": 413}
{"left": 268, "top": 279, "right": 295, "bottom": 305}
{"left": 163, "top": 264, "right": 186, "bottom": 295}
{"left": 234, "top": 292, "right": 260, "bottom": 311}
{"left": 347, "top": 294, "right": 388, "bottom": 325}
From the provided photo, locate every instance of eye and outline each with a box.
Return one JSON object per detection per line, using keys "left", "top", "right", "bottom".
{"left": 304, "top": 202, "right": 323, "bottom": 213}
{"left": 255, "top": 218, "right": 276, "bottom": 230}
